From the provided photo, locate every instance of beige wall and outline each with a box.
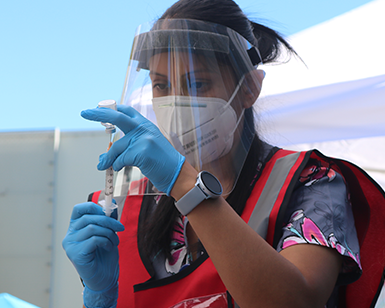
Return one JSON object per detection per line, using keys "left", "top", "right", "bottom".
{"left": 0, "top": 129, "right": 106, "bottom": 308}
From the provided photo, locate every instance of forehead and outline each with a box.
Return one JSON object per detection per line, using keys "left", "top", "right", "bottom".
{"left": 148, "top": 51, "right": 223, "bottom": 76}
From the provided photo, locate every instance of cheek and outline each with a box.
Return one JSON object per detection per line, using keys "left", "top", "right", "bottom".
{"left": 206, "top": 86, "right": 229, "bottom": 100}
{"left": 208, "top": 76, "right": 236, "bottom": 100}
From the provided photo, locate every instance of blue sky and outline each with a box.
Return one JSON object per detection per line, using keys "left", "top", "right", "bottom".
{"left": 0, "top": 0, "right": 374, "bottom": 132}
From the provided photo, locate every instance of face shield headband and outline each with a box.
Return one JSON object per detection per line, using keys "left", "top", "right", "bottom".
{"left": 113, "top": 19, "right": 262, "bottom": 197}
{"left": 132, "top": 21, "right": 262, "bottom": 74}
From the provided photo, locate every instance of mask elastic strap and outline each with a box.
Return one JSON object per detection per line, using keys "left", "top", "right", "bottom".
{"left": 220, "top": 75, "right": 246, "bottom": 114}
{"left": 225, "top": 108, "right": 245, "bottom": 143}
{"left": 220, "top": 74, "right": 247, "bottom": 143}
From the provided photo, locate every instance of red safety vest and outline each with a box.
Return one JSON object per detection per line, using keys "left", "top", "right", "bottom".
{"left": 90, "top": 149, "right": 385, "bottom": 307}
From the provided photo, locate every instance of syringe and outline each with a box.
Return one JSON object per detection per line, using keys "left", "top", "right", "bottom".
{"left": 98, "top": 99, "right": 118, "bottom": 217}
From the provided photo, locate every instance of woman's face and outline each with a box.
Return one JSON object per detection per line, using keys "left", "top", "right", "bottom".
{"left": 148, "top": 51, "right": 239, "bottom": 104}
{"left": 147, "top": 51, "right": 262, "bottom": 191}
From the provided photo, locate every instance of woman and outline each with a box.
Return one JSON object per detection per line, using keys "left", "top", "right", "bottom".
{"left": 62, "top": 1, "right": 383, "bottom": 307}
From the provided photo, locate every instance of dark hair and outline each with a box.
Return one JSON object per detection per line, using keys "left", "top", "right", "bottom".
{"left": 138, "top": 0, "right": 297, "bottom": 262}
{"left": 159, "top": 0, "right": 298, "bottom": 64}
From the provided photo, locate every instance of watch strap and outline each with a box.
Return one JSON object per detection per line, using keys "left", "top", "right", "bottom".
{"left": 175, "top": 184, "right": 207, "bottom": 216}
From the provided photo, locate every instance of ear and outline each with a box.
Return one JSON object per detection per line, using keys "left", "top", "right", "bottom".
{"left": 241, "top": 69, "right": 265, "bottom": 108}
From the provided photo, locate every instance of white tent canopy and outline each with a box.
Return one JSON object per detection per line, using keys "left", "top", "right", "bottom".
{"left": 256, "top": 0, "right": 385, "bottom": 191}
{"left": 258, "top": 73, "right": 385, "bottom": 145}
{"left": 259, "top": 0, "right": 385, "bottom": 95}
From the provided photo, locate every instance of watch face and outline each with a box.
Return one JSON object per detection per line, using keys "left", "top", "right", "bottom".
{"left": 201, "top": 171, "right": 222, "bottom": 195}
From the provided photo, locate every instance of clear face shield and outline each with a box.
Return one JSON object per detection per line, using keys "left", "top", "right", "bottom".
{"left": 114, "top": 19, "right": 262, "bottom": 197}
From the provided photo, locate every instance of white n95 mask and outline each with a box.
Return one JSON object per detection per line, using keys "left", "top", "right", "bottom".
{"left": 152, "top": 79, "right": 244, "bottom": 168}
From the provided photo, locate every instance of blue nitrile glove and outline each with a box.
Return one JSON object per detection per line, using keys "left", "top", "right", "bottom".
{"left": 81, "top": 105, "right": 185, "bottom": 196}
{"left": 62, "top": 202, "right": 124, "bottom": 308}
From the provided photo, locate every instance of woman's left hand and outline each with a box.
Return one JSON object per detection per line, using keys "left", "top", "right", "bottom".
{"left": 81, "top": 105, "right": 185, "bottom": 195}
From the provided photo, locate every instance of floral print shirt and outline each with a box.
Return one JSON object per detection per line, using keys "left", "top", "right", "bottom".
{"left": 276, "top": 159, "right": 361, "bottom": 272}
{"left": 276, "top": 159, "right": 361, "bottom": 307}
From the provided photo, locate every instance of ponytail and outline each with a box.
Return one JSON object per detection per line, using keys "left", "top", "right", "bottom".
{"left": 250, "top": 21, "right": 299, "bottom": 64}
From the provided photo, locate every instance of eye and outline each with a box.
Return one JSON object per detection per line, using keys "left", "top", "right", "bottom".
{"left": 152, "top": 81, "right": 171, "bottom": 95}
{"left": 153, "top": 82, "right": 169, "bottom": 90}
{"left": 190, "top": 82, "right": 204, "bottom": 89}
{"left": 187, "top": 80, "right": 211, "bottom": 94}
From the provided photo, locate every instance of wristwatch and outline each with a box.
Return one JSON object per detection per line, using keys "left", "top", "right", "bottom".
{"left": 175, "top": 171, "right": 223, "bottom": 216}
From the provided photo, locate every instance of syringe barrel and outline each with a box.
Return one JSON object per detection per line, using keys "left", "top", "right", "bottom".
{"left": 98, "top": 99, "right": 117, "bottom": 216}
{"left": 105, "top": 166, "right": 114, "bottom": 197}
{"left": 103, "top": 162, "right": 115, "bottom": 217}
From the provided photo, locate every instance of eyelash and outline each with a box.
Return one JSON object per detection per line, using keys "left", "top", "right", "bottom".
{"left": 152, "top": 79, "right": 211, "bottom": 95}
{"left": 153, "top": 83, "right": 169, "bottom": 90}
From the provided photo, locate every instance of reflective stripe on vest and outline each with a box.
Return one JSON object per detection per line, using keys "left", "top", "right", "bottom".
{"left": 247, "top": 151, "right": 301, "bottom": 240}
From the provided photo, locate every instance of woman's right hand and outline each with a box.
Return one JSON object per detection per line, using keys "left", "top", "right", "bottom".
{"left": 62, "top": 202, "right": 124, "bottom": 303}
{"left": 81, "top": 105, "right": 185, "bottom": 196}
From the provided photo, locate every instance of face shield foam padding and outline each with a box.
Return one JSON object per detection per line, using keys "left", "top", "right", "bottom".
{"left": 133, "top": 30, "right": 230, "bottom": 70}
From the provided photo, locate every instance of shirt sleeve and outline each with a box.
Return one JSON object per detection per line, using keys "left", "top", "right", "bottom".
{"left": 276, "top": 160, "right": 362, "bottom": 285}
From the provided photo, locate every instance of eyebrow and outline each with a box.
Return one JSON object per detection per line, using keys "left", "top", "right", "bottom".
{"left": 149, "top": 71, "right": 168, "bottom": 78}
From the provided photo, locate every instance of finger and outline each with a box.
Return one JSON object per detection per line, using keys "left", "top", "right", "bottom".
{"left": 81, "top": 235, "right": 116, "bottom": 255}
{"left": 74, "top": 224, "right": 120, "bottom": 247}
{"left": 117, "top": 104, "right": 140, "bottom": 116}
{"left": 97, "top": 136, "right": 134, "bottom": 171}
{"left": 81, "top": 107, "right": 138, "bottom": 134}
{"left": 72, "top": 213, "right": 125, "bottom": 233}
{"left": 71, "top": 202, "right": 104, "bottom": 220}
{"left": 111, "top": 136, "right": 155, "bottom": 172}
{"left": 97, "top": 152, "right": 114, "bottom": 171}
{"left": 116, "top": 105, "right": 149, "bottom": 125}
{"left": 111, "top": 144, "right": 136, "bottom": 172}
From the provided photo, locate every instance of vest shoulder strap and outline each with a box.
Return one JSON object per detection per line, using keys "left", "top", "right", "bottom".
{"left": 243, "top": 149, "right": 311, "bottom": 247}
